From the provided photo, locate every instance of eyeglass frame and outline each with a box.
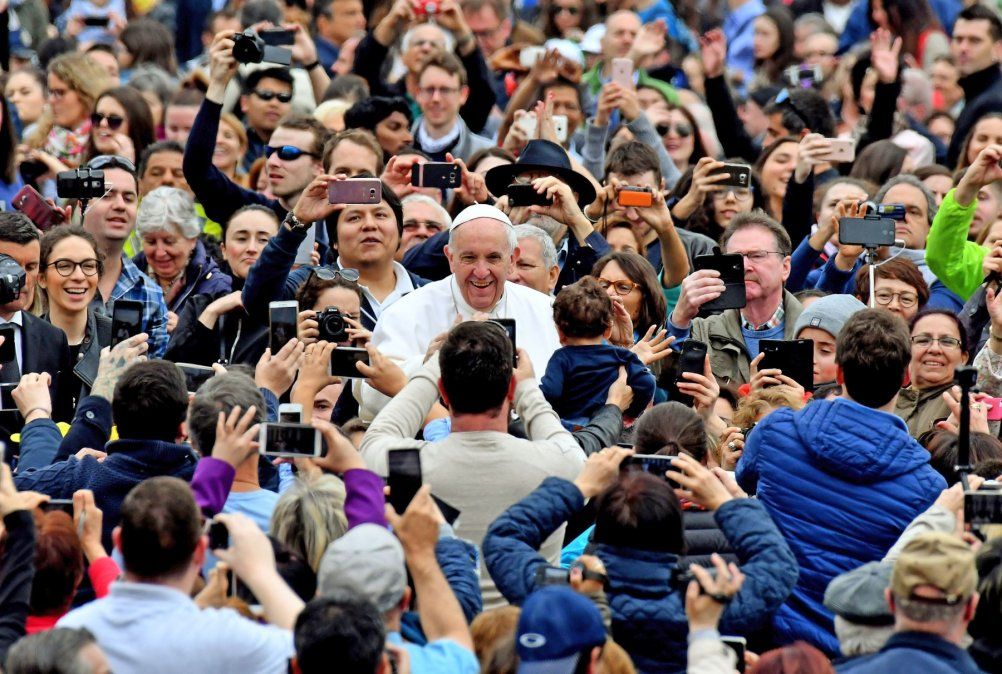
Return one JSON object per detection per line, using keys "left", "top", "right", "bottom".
{"left": 86, "top": 154, "right": 137, "bottom": 176}
{"left": 596, "top": 276, "right": 641, "bottom": 296}
{"left": 45, "top": 258, "right": 101, "bottom": 277}
{"left": 711, "top": 186, "right": 755, "bottom": 201}
{"left": 90, "top": 113, "right": 125, "bottom": 130}
{"left": 910, "top": 334, "right": 963, "bottom": 350}
{"left": 252, "top": 89, "right": 293, "bottom": 103}
{"left": 874, "top": 290, "right": 919, "bottom": 308}
{"left": 264, "top": 145, "right": 319, "bottom": 161}
{"left": 417, "top": 85, "right": 462, "bottom": 98}
{"left": 309, "top": 267, "right": 361, "bottom": 284}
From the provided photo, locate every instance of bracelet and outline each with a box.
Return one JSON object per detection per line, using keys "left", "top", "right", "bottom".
{"left": 23, "top": 406, "right": 51, "bottom": 419}
{"left": 303, "top": 60, "right": 321, "bottom": 71}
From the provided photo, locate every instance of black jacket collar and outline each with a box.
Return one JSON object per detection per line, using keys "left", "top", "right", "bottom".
{"left": 960, "top": 64, "right": 1002, "bottom": 100}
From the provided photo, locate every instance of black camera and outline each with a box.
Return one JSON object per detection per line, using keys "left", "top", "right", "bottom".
{"left": 0, "top": 255, "right": 26, "bottom": 305}
{"left": 317, "top": 307, "right": 349, "bottom": 343}
{"left": 966, "top": 480, "right": 1002, "bottom": 525}
{"left": 231, "top": 30, "right": 292, "bottom": 66}
{"left": 56, "top": 168, "right": 106, "bottom": 200}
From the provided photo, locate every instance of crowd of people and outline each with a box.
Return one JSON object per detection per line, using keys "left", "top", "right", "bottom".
{"left": 2, "top": 0, "right": 1002, "bottom": 671}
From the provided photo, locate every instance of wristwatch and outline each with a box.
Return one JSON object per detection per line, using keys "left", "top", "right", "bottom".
{"left": 284, "top": 211, "right": 310, "bottom": 232}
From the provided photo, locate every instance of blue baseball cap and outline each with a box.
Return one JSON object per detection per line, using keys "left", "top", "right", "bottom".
{"left": 516, "top": 586, "right": 607, "bottom": 674}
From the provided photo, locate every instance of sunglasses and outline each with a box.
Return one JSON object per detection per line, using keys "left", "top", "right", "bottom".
{"left": 550, "top": 4, "right": 579, "bottom": 14}
{"left": 253, "top": 89, "right": 293, "bottom": 103}
{"left": 264, "top": 145, "right": 318, "bottom": 161}
{"left": 87, "top": 154, "right": 137, "bottom": 175}
{"left": 656, "top": 123, "right": 692, "bottom": 138}
{"left": 90, "top": 113, "right": 125, "bottom": 130}
{"left": 310, "top": 267, "right": 361, "bottom": 283}
{"left": 773, "top": 88, "right": 811, "bottom": 130}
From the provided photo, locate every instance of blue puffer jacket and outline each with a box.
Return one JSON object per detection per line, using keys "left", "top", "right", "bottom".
{"left": 736, "top": 398, "right": 946, "bottom": 656}
{"left": 483, "top": 477, "right": 799, "bottom": 674}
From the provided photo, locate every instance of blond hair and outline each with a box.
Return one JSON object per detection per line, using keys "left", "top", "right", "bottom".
{"left": 28, "top": 53, "right": 111, "bottom": 149}
{"left": 269, "top": 475, "right": 348, "bottom": 571}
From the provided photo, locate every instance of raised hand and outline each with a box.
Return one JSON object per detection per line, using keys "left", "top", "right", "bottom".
{"left": 699, "top": 29, "right": 727, "bottom": 79}
{"left": 870, "top": 28, "right": 902, "bottom": 84}
{"left": 210, "top": 405, "right": 261, "bottom": 468}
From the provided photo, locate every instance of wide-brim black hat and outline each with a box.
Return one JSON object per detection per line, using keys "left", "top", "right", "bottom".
{"left": 485, "top": 139, "right": 596, "bottom": 208}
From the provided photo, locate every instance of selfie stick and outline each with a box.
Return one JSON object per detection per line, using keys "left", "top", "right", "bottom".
{"left": 955, "top": 365, "right": 978, "bottom": 492}
{"left": 864, "top": 246, "right": 879, "bottom": 308}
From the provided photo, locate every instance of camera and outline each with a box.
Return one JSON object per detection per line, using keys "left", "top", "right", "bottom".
{"left": 0, "top": 255, "right": 26, "bottom": 305}
{"left": 317, "top": 307, "right": 349, "bottom": 343}
{"left": 56, "top": 168, "right": 105, "bottom": 200}
{"left": 231, "top": 30, "right": 292, "bottom": 66}
{"left": 966, "top": 480, "right": 1002, "bottom": 525}
{"left": 672, "top": 565, "right": 717, "bottom": 592}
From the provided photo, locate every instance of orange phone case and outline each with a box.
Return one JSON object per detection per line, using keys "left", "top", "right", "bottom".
{"left": 618, "top": 189, "right": 653, "bottom": 208}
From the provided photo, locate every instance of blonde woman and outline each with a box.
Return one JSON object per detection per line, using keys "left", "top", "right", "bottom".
{"left": 214, "top": 112, "right": 249, "bottom": 185}
{"left": 269, "top": 475, "right": 349, "bottom": 571}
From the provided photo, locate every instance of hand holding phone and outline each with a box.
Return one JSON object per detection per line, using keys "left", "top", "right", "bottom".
{"left": 691, "top": 251, "right": 746, "bottom": 315}
{"left": 388, "top": 449, "right": 422, "bottom": 514}
{"left": 110, "top": 300, "right": 143, "bottom": 348}
{"left": 328, "top": 178, "right": 382, "bottom": 205}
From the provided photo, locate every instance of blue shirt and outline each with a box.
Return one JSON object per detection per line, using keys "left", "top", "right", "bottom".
{"left": 723, "top": 0, "right": 765, "bottom": 91}
{"left": 387, "top": 631, "right": 479, "bottom": 674}
{"left": 91, "top": 254, "right": 169, "bottom": 358}
{"left": 223, "top": 489, "right": 279, "bottom": 532}
{"left": 540, "top": 343, "right": 656, "bottom": 420}
{"left": 667, "top": 315, "right": 785, "bottom": 359}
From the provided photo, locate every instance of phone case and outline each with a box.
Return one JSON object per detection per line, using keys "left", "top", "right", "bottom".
{"left": 709, "top": 164, "right": 751, "bottom": 188}
{"left": 412, "top": 163, "right": 461, "bottom": 189}
{"left": 507, "top": 183, "right": 552, "bottom": 207}
{"left": 611, "top": 58, "right": 633, "bottom": 88}
{"left": 822, "top": 139, "right": 855, "bottom": 163}
{"left": 552, "top": 115, "right": 568, "bottom": 143}
{"left": 837, "top": 217, "right": 895, "bottom": 247}
{"left": 328, "top": 179, "right": 381, "bottom": 205}
{"left": 330, "top": 347, "right": 370, "bottom": 377}
{"left": 670, "top": 340, "right": 708, "bottom": 407}
{"left": 693, "top": 253, "right": 747, "bottom": 314}
{"left": 617, "top": 187, "right": 653, "bottom": 208}
{"left": 11, "top": 185, "right": 61, "bottom": 231}
{"left": 759, "top": 339, "right": 814, "bottom": 390}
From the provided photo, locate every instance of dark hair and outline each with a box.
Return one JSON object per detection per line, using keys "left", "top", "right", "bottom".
{"left": 187, "top": 372, "right": 266, "bottom": 455}
{"left": 139, "top": 140, "right": 184, "bottom": 179}
{"left": 593, "top": 471, "right": 685, "bottom": 553}
{"left": 836, "top": 309, "right": 911, "bottom": 408}
{"left": 763, "top": 87, "right": 835, "bottom": 137}
{"left": 668, "top": 161, "right": 768, "bottom": 239}
{"left": 439, "top": 321, "right": 513, "bottom": 416}
{"left": 120, "top": 19, "right": 178, "bottom": 75}
{"left": 872, "top": 0, "right": 940, "bottom": 58}
{"left": 854, "top": 257, "right": 929, "bottom": 309}
{"left": 909, "top": 308, "right": 969, "bottom": 359}
{"left": 755, "top": 136, "right": 800, "bottom": 215}
{"left": 295, "top": 270, "right": 364, "bottom": 312}
{"left": 957, "top": 3, "right": 1002, "bottom": 42}
{"left": 223, "top": 204, "right": 280, "bottom": 239}
{"left": 664, "top": 103, "right": 708, "bottom": 167}
{"left": 294, "top": 599, "right": 386, "bottom": 674}
{"left": 5, "top": 628, "right": 99, "bottom": 673}
{"left": 540, "top": 0, "right": 599, "bottom": 39}
{"left": 30, "top": 511, "right": 84, "bottom": 616}
{"left": 0, "top": 97, "right": 16, "bottom": 184}
{"left": 40, "top": 225, "right": 105, "bottom": 278}
{"left": 553, "top": 277, "right": 613, "bottom": 338}
{"left": 633, "top": 401, "right": 709, "bottom": 464}
{"left": 328, "top": 177, "right": 403, "bottom": 246}
{"left": 0, "top": 212, "right": 41, "bottom": 244}
{"left": 540, "top": 77, "right": 584, "bottom": 112}
{"left": 119, "top": 476, "right": 201, "bottom": 579}
{"left": 849, "top": 140, "right": 907, "bottom": 185}
{"left": 244, "top": 66, "right": 294, "bottom": 94}
{"left": 468, "top": 146, "right": 516, "bottom": 174}
{"left": 913, "top": 163, "right": 954, "bottom": 183}
{"left": 240, "top": 0, "right": 283, "bottom": 27}
{"left": 591, "top": 252, "right": 667, "bottom": 335}
{"left": 922, "top": 429, "right": 1002, "bottom": 485}
{"left": 720, "top": 210, "right": 792, "bottom": 256}
{"left": 112, "top": 360, "right": 189, "bottom": 441}
{"left": 970, "top": 538, "right": 1002, "bottom": 643}
{"left": 605, "top": 140, "right": 662, "bottom": 187}
{"left": 754, "top": 6, "right": 797, "bottom": 84}
{"left": 87, "top": 87, "right": 156, "bottom": 165}
{"left": 752, "top": 641, "right": 835, "bottom": 674}
{"left": 343, "top": 95, "right": 412, "bottom": 132}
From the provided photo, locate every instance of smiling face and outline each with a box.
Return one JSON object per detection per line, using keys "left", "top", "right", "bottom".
{"left": 141, "top": 224, "right": 198, "bottom": 280}
{"left": 874, "top": 276, "right": 922, "bottom": 321}
{"left": 5, "top": 72, "right": 46, "bottom": 126}
{"left": 374, "top": 111, "right": 413, "bottom": 156}
{"left": 883, "top": 183, "right": 931, "bottom": 249}
{"left": 760, "top": 141, "right": 798, "bottom": 203}
{"left": 446, "top": 218, "right": 516, "bottom": 311}
{"left": 91, "top": 96, "right": 129, "bottom": 155}
{"left": 221, "top": 210, "right": 279, "bottom": 279}
{"left": 39, "top": 235, "right": 100, "bottom": 316}
{"left": 47, "top": 73, "right": 88, "bottom": 130}
{"left": 0, "top": 239, "right": 39, "bottom": 316}
{"left": 966, "top": 116, "right": 1002, "bottom": 167}
{"left": 214, "top": 120, "right": 245, "bottom": 174}
{"left": 909, "top": 313, "right": 966, "bottom": 389}
{"left": 662, "top": 108, "right": 695, "bottom": 167}
{"left": 83, "top": 168, "right": 138, "bottom": 246}
{"left": 335, "top": 200, "right": 400, "bottom": 269}
{"left": 724, "top": 225, "right": 790, "bottom": 303}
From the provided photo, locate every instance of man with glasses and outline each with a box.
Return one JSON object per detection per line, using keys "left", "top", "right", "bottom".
{"left": 239, "top": 67, "right": 294, "bottom": 171}
{"left": 81, "top": 155, "right": 170, "bottom": 359}
{"left": 668, "top": 211, "right": 803, "bottom": 385}
{"left": 400, "top": 195, "right": 451, "bottom": 261}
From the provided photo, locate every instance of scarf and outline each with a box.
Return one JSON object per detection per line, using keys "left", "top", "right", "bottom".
{"left": 415, "top": 119, "right": 461, "bottom": 155}
{"left": 45, "top": 119, "right": 91, "bottom": 164}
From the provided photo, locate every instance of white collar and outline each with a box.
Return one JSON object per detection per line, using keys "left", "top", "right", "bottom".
{"left": 0, "top": 312, "right": 24, "bottom": 327}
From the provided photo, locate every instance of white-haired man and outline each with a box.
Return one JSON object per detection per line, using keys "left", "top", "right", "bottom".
{"left": 400, "top": 194, "right": 452, "bottom": 261}
{"left": 510, "top": 224, "right": 559, "bottom": 295}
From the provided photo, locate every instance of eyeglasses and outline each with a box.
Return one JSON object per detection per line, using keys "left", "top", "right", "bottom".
{"left": 874, "top": 290, "right": 918, "bottom": 308}
{"left": 87, "top": 154, "right": 137, "bottom": 175}
{"left": 417, "top": 86, "right": 461, "bottom": 98}
{"left": 911, "top": 335, "right": 962, "bottom": 350}
{"left": 47, "top": 258, "right": 100, "bottom": 277}
{"left": 90, "top": 113, "right": 125, "bottom": 130}
{"left": 596, "top": 277, "right": 640, "bottom": 296}
{"left": 732, "top": 250, "right": 781, "bottom": 262}
{"left": 656, "top": 122, "right": 692, "bottom": 138}
{"left": 310, "top": 267, "right": 360, "bottom": 283}
{"left": 253, "top": 89, "right": 293, "bottom": 103}
{"left": 712, "top": 187, "right": 754, "bottom": 202}
{"left": 264, "top": 145, "right": 318, "bottom": 161}
{"left": 774, "top": 88, "right": 811, "bottom": 130}
{"left": 550, "top": 4, "right": 580, "bottom": 15}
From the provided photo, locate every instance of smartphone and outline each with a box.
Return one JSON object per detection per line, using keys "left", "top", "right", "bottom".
{"left": 278, "top": 403, "right": 303, "bottom": 423}
{"left": 784, "top": 63, "right": 822, "bottom": 89}
{"left": 759, "top": 339, "right": 814, "bottom": 390}
{"left": 838, "top": 217, "right": 895, "bottom": 247}
{"left": 387, "top": 448, "right": 422, "bottom": 515}
{"left": 330, "top": 346, "right": 370, "bottom": 378}
{"left": 11, "top": 185, "right": 63, "bottom": 231}
{"left": 671, "top": 339, "right": 708, "bottom": 407}
{"left": 411, "top": 162, "right": 462, "bottom": 189}
{"left": 0, "top": 324, "right": 16, "bottom": 363}
{"left": 520, "top": 46, "right": 546, "bottom": 68}
{"left": 693, "top": 252, "right": 746, "bottom": 314}
{"left": 534, "top": 565, "right": 571, "bottom": 587}
{"left": 328, "top": 178, "right": 381, "bottom": 205}
{"left": 259, "top": 422, "right": 321, "bottom": 458}
{"left": 621, "top": 454, "right": 681, "bottom": 488}
{"left": 516, "top": 112, "right": 537, "bottom": 139}
{"left": 709, "top": 163, "right": 752, "bottom": 188}
{"left": 208, "top": 520, "right": 229, "bottom": 550}
{"left": 507, "top": 183, "right": 552, "bottom": 207}
{"left": 268, "top": 300, "right": 298, "bottom": 353}
{"left": 432, "top": 494, "right": 461, "bottom": 526}
{"left": 965, "top": 481, "right": 1002, "bottom": 525}
{"left": 82, "top": 15, "right": 110, "bottom": 26}
{"left": 489, "top": 318, "right": 517, "bottom": 363}
{"left": 0, "top": 383, "right": 16, "bottom": 412}
{"left": 552, "top": 115, "right": 568, "bottom": 143}
{"left": 259, "top": 27, "right": 295, "bottom": 45}
{"left": 819, "top": 138, "right": 855, "bottom": 163}
{"left": 721, "top": 636, "right": 747, "bottom": 673}
{"left": 110, "top": 300, "right": 143, "bottom": 348}
{"left": 611, "top": 57, "right": 633, "bottom": 88}
{"left": 618, "top": 186, "right": 653, "bottom": 208}
{"left": 19, "top": 160, "right": 49, "bottom": 185}
{"left": 40, "top": 498, "right": 75, "bottom": 516}
{"left": 176, "top": 363, "right": 215, "bottom": 394}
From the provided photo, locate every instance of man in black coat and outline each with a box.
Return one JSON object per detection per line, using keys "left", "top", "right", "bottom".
{"left": 947, "top": 5, "right": 1002, "bottom": 167}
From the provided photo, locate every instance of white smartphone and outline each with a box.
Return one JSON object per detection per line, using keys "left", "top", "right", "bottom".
{"left": 517, "top": 112, "right": 537, "bottom": 139}
{"left": 519, "top": 46, "right": 546, "bottom": 68}
{"left": 611, "top": 57, "right": 634, "bottom": 88}
{"left": 269, "top": 300, "right": 299, "bottom": 353}
{"left": 258, "top": 422, "right": 321, "bottom": 458}
{"left": 552, "top": 115, "right": 568, "bottom": 143}
{"left": 819, "top": 138, "right": 856, "bottom": 163}
{"left": 278, "top": 403, "right": 303, "bottom": 423}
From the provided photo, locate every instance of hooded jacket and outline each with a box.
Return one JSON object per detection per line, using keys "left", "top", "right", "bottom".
{"left": 133, "top": 239, "right": 232, "bottom": 314}
{"left": 736, "top": 398, "right": 946, "bottom": 655}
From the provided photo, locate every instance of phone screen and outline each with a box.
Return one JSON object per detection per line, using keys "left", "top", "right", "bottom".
{"left": 330, "top": 347, "right": 370, "bottom": 378}
{"left": 40, "top": 498, "right": 74, "bottom": 516}
{"left": 269, "top": 302, "right": 298, "bottom": 352}
{"left": 759, "top": 339, "right": 814, "bottom": 390}
{"left": 259, "top": 422, "right": 320, "bottom": 457}
{"left": 621, "top": 454, "right": 681, "bottom": 488}
{"left": 388, "top": 448, "right": 422, "bottom": 514}
{"left": 110, "top": 301, "right": 143, "bottom": 348}
{"left": 177, "top": 364, "right": 215, "bottom": 394}
{"left": 0, "top": 383, "right": 17, "bottom": 411}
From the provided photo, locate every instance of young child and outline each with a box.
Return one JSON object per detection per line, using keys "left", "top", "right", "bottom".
{"left": 541, "top": 277, "right": 656, "bottom": 429}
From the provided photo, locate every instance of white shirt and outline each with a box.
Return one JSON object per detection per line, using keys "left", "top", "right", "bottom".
{"left": 0, "top": 311, "right": 25, "bottom": 374}
{"left": 337, "top": 256, "right": 415, "bottom": 322}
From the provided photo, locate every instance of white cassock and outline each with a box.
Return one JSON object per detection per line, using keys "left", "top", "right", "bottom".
{"left": 356, "top": 275, "right": 560, "bottom": 420}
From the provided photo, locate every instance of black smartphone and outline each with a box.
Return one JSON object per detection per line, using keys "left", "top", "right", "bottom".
{"left": 759, "top": 339, "right": 814, "bottom": 390}
{"left": 0, "top": 383, "right": 17, "bottom": 412}
{"left": 269, "top": 300, "right": 298, "bottom": 353}
{"left": 259, "top": 27, "right": 295, "bottom": 45}
{"left": 330, "top": 347, "right": 370, "bottom": 378}
{"left": 82, "top": 15, "right": 110, "bottom": 26}
{"left": 0, "top": 324, "right": 16, "bottom": 363}
{"left": 258, "top": 422, "right": 321, "bottom": 458}
{"left": 431, "top": 494, "right": 461, "bottom": 526}
{"left": 388, "top": 448, "right": 422, "bottom": 515}
{"left": 709, "top": 163, "right": 752, "bottom": 188}
{"left": 507, "top": 183, "right": 552, "bottom": 207}
{"left": 110, "top": 300, "right": 143, "bottom": 348}
{"left": 208, "top": 520, "right": 229, "bottom": 550}
{"left": 489, "top": 318, "right": 517, "bottom": 364}
{"left": 693, "top": 251, "right": 746, "bottom": 314}
{"left": 671, "top": 339, "right": 708, "bottom": 407}
{"left": 40, "top": 498, "right": 74, "bottom": 516}
{"left": 534, "top": 565, "right": 571, "bottom": 587}
{"left": 838, "top": 216, "right": 896, "bottom": 247}
{"left": 721, "top": 637, "right": 747, "bottom": 673}
{"left": 412, "top": 162, "right": 462, "bottom": 189}
{"left": 620, "top": 454, "right": 681, "bottom": 488}
{"left": 176, "top": 363, "right": 215, "bottom": 394}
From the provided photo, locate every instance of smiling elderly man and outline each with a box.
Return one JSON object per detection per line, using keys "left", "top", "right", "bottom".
{"left": 360, "top": 204, "right": 559, "bottom": 418}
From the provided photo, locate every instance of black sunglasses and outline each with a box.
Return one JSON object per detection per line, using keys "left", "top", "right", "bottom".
{"left": 774, "top": 88, "right": 811, "bottom": 130}
{"left": 253, "top": 89, "right": 293, "bottom": 103}
{"left": 264, "top": 145, "right": 318, "bottom": 161}
{"left": 90, "top": 113, "right": 125, "bottom": 130}
{"left": 310, "top": 267, "right": 361, "bottom": 283}
{"left": 656, "top": 123, "right": 692, "bottom": 138}
{"left": 87, "top": 154, "right": 137, "bottom": 175}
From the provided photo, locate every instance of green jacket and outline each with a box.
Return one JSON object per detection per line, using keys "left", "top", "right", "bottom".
{"left": 583, "top": 63, "right": 680, "bottom": 105}
{"left": 894, "top": 382, "right": 953, "bottom": 438}
{"left": 925, "top": 188, "right": 983, "bottom": 300}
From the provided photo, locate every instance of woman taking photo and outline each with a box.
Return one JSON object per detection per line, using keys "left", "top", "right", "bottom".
{"left": 38, "top": 226, "right": 111, "bottom": 402}
{"left": 85, "top": 87, "right": 156, "bottom": 164}
{"left": 670, "top": 157, "right": 766, "bottom": 241}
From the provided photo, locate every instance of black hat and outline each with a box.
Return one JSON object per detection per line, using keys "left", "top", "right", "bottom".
{"left": 485, "top": 139, "right": 596, "bottom": 208}
{"left": 344, "top": 96, "right": 412, "bottom": 132}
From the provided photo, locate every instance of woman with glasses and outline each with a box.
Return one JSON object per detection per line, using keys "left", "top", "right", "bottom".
{"left": 853, "top": 258, "right": 929, "bottom": 321}
{"left": 84, "top": 87, "right": 156, "bottom": 164}
{"left": 896, "top": 309, "right": 968, "bottom": 437}
{"left": 38, "top": 226, "right": 111, "bottom": 402}
{"left": 538, "top": 0, "right": 597, "bottom": 41}
{"left": 133, "top": 187, "right": 232, "bottom": 328}
{"left": 591, "top": 251, "right": 667, "bottom": 348}
{"left": 669, "top": 156, "right": 767, "bottom": 241}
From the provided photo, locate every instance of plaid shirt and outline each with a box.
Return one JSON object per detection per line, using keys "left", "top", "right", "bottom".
{"left": 91, "top": 255, "right": 169, "bottom": 358}
{"left": 741, "top": 305, "right": 785, "bottom": 332}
